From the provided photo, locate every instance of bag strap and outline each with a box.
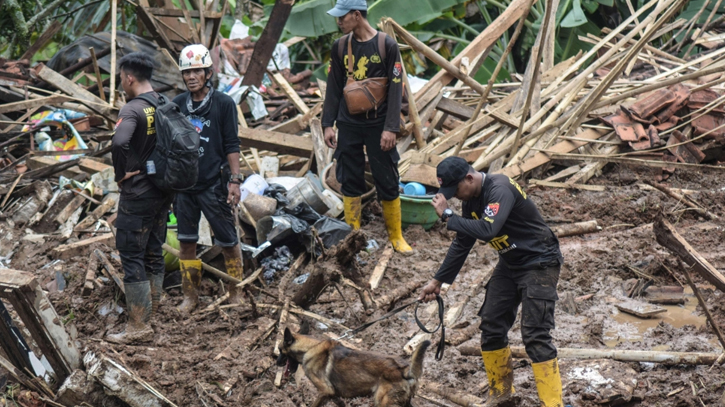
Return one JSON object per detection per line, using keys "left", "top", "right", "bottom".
{"left": 378, "top": 32, "right": 387, "bottom": 63}
{"left": 136, "top": 92, "right": 166, "bottom": 108}
{"left": 337, "top": 34, "right": 348, "bottom": 64}
{"left": 346, "top": 34, "right": 354, "bottom": 78}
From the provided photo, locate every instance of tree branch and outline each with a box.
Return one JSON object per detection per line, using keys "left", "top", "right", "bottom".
{"left": 26, "top": 0, "right": 66, "bottom": 29}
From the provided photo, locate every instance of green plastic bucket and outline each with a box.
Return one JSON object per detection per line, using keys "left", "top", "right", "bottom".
{"left": 400, "top": 195, "right": 438, "bottom": 230}
{"left": 163, "top": 229, "right": 180, "bottom": 271}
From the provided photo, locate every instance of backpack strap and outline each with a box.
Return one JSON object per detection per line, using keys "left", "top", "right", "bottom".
{"left": 346, "top": 34, "right": 354, "bottom": 78}
{"left": 337, "top": 34, "right": 348, "bottom": 64}
{"left": 136, "top": 92, "right": 165, "bottom": 107}
{"left": 378, "top": 32, "right": 387, "bottom": 63}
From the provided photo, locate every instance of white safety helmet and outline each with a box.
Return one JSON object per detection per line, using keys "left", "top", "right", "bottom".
{"left": 179, "top": 44, "right": 213, "bottom": 71}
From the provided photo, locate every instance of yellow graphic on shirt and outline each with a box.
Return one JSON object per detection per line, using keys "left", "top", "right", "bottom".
{"left": 343, "top": 55, "right": 371, "bottom": 80}
{"left": 371, "top": 54, "right": 381, "bottom": 63}
{"left": 509, "top": 177, "right": 526, "bottom": 199}
{"left": 143, "top": 106, "right": 156, "bottom": 135}
{"left": 393, "top": 77, "right": 401, "bottom": 83}
{"left": 488, "top": 235, "right": 510, "bottom": 250}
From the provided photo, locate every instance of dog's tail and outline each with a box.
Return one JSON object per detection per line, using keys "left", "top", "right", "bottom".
{"left": 405, "top": 340, "right": 431, "bottom": 380}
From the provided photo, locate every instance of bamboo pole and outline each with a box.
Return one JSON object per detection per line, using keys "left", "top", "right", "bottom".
{"left": 457, "top": 346, "right": 724, "bottom": 365}
{"left": 681, "top": 261, "right": 725, "bottom": 351}
{"left": 507, "top": 0, "right": 554, "bottom": 160}
{"left": 451, "top": 0, "right": 536, "bottom": 156}
{"left": 380, "top": 21, "right": 426, "bottom": 148}
{"left": 386, "top": 18, "right": 487, "bottom": 95}
{"left": 109, "top": 0, "right": 117, "bottom": 105}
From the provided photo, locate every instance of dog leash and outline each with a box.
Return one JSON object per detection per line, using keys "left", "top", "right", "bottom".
{"left": 336, "top": 295, "right": 446, "bottom": 360}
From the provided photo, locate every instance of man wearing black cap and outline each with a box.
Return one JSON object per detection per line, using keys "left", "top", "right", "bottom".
{"left": 418, "top": 156, "right": 564, "bottom": 407}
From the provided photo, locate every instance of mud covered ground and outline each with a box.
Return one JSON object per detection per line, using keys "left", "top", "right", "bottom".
{"left": 4, "top": 162, "right": 725, "bottom": 407}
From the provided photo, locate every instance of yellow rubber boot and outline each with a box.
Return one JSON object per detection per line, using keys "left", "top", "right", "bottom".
{"left": 381, "top": 198, "right": 413, "bottom": 254}
{"left": 481, "top": 347, "right": 515, "bottom": 402}
{"left": 225, "top": 254, "right": 245, "bottom": 305}
{"left": 343, "top": 196, "right": 362, "bottom": 230}
{"left": 532, "top": 358, "right": 564, "bottom": 407}
{"left": 178, "top": 259, "right": 202, "bottom": 314}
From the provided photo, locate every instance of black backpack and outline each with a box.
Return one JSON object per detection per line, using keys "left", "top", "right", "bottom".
{"left": 137, "top": 94, "right": 200, "bottom": 193}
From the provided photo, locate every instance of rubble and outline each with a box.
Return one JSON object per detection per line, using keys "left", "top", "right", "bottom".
{"left": 2, "top": 0, "right": 725, "bottom": 405}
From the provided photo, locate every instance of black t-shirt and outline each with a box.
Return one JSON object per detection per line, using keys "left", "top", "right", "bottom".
{"left": 434, "top": 174, "right": 563, "bottom": 284}
{"left": 321, "top": 32, "right": 403, "bottom": 132}
{"left": 172, "top": 90, "right": 240, "bottom": 193}
{"left": 112, "top": 92, "right": 163, "bottom": 199}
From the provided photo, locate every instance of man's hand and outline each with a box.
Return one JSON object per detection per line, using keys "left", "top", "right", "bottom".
{"left": 227, "top": 183, "right": 241, "bottom": 206}
{"left": 431, "top": 193, "right": 449, "bottom": 217}
{"left": 380, "top": 130, "right": 396, "bottom": 151}
{"left": 118, "top": 170, "right": 140, "bottom": 186}
{"left": 419, "top": 279, "right": 443, "bottom": 303}
{"left": 324, "top": 127, "right": 337, "bottom": 149}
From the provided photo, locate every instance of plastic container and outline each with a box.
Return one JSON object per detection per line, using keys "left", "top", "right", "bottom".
{"left": 321, "top": 189, "right": 344, "bottom": 217}
{"left": 240, "top": 174, "right": 268, "bottom": 202}
{"left": 403, "top": 182, "right": 426, "bottom": 196}
{"left": 286, "top": 177, "right": 330, "bottom": 215}
{"left": 400, "top": 195, "right": 438, "bottom": 230}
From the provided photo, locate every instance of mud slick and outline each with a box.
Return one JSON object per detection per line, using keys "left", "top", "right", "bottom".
{"left": 4, "top": 164, "right": 725, "bottom": 406}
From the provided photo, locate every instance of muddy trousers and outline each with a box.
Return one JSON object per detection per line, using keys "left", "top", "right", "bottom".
{"left": 479, "top": 262, "right": 560, "bottom": 363}
{"left": 116, "top": 192, "right": 172, "bottom": 284}
{"left": 334, "top": 122, "right": 400, "bottom": 201}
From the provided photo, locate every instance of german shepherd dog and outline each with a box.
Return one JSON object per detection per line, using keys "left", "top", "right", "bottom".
{"left": 277, "top": 327, "right": 430, "bottom": 407}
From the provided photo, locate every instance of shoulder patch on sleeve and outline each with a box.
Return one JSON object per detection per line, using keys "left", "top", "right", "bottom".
{"left": 484, "top": 203, "right": 500, "bottom": 217}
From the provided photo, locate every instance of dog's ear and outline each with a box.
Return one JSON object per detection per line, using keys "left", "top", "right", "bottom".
{"left": 284, "top": 327, "right": 295, "bottom": 345}
{"left": 299, "top": 320, "right": 310, "bottom": 335}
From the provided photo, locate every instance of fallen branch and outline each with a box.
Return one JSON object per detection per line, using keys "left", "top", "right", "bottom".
{"left": 644, "top": 181, "right": 718, "bottom": 220}
{"left": 551, "top": 220, "right": 601, "bottom": 237}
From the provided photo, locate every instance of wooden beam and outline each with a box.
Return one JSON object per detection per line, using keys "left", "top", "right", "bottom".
{"left": 497, "top": 129, "right": 605, "bottom": 178}
{"left": 239, "top": 128, "right": 313, "bottom": 157}
{"left": 52, "top": 234, "right": 115, "bottom": 260}
{"left": 654, "top": 216, "right": 725, "bottom": 292}
{"left": 270, "top": 71, "right": 310, "bottom": 115}
{"left": 137, "top": 6, "right": 177, "bottom": 56}
{"left": 0, "top": 269, "right": 81, "bottom": 385}
{"left": 36, "top": 65, "right": 115, "bottom": 120}
{"left": 0, "top": 95, "right": 71, "bottom": 115}
{"left": 412, "top": 0, "right": 538, "bottom": 108}
{"left": 240, "top": 0, "right": 295, "bottom": 88}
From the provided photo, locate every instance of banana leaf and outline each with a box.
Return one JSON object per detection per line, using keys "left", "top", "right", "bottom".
{"left": 285, "top": 0, "right": 339, "bottom": 37}
{"left": 368, "top": 0, "right": 468, "bottom": 26}
{"left": 561, "top": 0, "right": 588, "bottom": 27}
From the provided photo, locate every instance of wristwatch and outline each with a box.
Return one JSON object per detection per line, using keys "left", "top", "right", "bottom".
{"left": 441, "top": 208, "right": 454, "bottom": 222}
{"left": 229, "top": 174, "right": 243, "bottom": 184}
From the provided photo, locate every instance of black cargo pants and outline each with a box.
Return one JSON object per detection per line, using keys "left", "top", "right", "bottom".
{"left": 479, "top": 261, "right": 560, "bottom": 363}
{"left": 116, "top": 191, "right": 173, "bottom": 284}
{"left": 334, "top": 122, "right": 400, "bottom": 201}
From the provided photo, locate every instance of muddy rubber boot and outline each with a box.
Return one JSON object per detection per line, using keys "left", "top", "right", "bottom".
{"left": 532, "top": 358, "right": 564, "bottom": 407}
{"left": 381, "top": 198, "right": 413, "bottom": 254}
{"left": 481, "top": 347, "right": 515, "bottom": 404}
{"left": 225, "top": 255, "right": 245, "bottom": 305}
{"left": 343, "top": 196, "right": 362, "bottom": 230}
{"left": 178, "top": 259, "right": 202, "bottom": 314}
{"left": 106, "top": 281, "right": 154, "bottom": 344}
{"left": 148, "top": 272, "right": 165, "bottom": 319}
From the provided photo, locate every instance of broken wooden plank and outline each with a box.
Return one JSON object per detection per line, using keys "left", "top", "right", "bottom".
{"left": 26, "top": 156, "right": 85, "bottom": 178}
{"left": 615, "top": 301, "right": 666, "bottom": 318}
{"left": 94, "top": 249, "right": 125, "bottom": 295}
{"left": 270, "top": 71, "right": 310, "bottom": 115}
{"left": 78, "top": 157, "right": 113, "bottom": 174}
{"left": 85, "top": 352, "right": 178, "bottom": 407}
{"left": 654, "top": 216, "right": 725, "bottom": 292}
{"left": 75, "top": 192, "right": 119, "bottom": 231}
{"left": 369, "top": 245, "right": 394, "bottom": 291}
{"left": 52, "top": 233, "right": 114, "bottom": 260}
{"left": 0, "top": 269, "right": 81, "bottom": 384}
{"left": 309, "top": 118, "right": 328, "bottom": 177}
{"left": 0, "top": 95, "right": 71, "bottom": 115}
{"left": 136, "top": 5, "right": 177, "bottom": 57}
{"left": 36, "top": 65, "right": 115, "bottom": 120}
{"left": 239, "top": 128, "right": 313, "bottom": 157}
{"left": 54, "top": 194, "right": 86, "bottom": 225}
{"left": 528, "top": 179, "right": 606, "bottom": 192}
{"left": 83, "top": 252, "right": 99, "bottom": 297}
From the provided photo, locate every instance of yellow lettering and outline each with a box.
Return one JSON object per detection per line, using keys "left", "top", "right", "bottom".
{"left": 471, "top": 212, "right": 479, "bottom": 220}
{"left": 488, "top": 235, "right": 510, "bottom": 251}
{"left": 484, "top": 217, "right": 494, "bottom": 223}
{"left": 147, "top": 115, "right": 154, "bottom": 128}
{"left": 509, "top": 178, "right": 527, "bottom": 199}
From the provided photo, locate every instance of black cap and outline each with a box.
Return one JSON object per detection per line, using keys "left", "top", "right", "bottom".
{"left": 436, "top": 156, "right": 470, "bottom": 199}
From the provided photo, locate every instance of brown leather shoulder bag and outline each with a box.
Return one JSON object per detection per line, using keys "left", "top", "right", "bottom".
{"left": 340, "top": 32, "right": 388, "bottom": 116}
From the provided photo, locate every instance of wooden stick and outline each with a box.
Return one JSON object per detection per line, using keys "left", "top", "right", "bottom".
{"left": 83, "top": 252, "right": 99, "bottom": 297}
{"left": 162, "top": 243, "right": 242, "bottom": 285}
{"left": 507, "top": 0, "right": 553, "bottom": 160}
{"left": 369, "top": 245, "right": 394, "bottom": 291}
{"left": 94, "top": 249, "right": 125, "bottom": 295}
{"left": 0, "top": 173, "right": 24, "bottom": 209}
{"left": 681, "top": 260, "right": 725, "bottom": 351}
{"left": 110, "top": 0, "right": 117, "bottom": 105}
{"left": 89, "top": 47, "right": 106, "bottom": 103}
{"left": 456, "top": 346, "right": 724, "bottom": 365}
{"left": 644, "top": 180, "right": 718, "bottom": 220}
{"left": 550, "top": 220, "right": 600, "bottom": 237}
{"left": 452, "top": 0, "right": 535, "bottom": 156}
{"left": 386, "top": 18, "right": 486, "bottom": 95}
{"left": 423, "top": 381, "right": 484, "bottom": 407}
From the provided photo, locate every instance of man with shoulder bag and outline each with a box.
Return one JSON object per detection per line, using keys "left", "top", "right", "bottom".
{"left": 322, "top": 0, "right": 413, "bottom": 254}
